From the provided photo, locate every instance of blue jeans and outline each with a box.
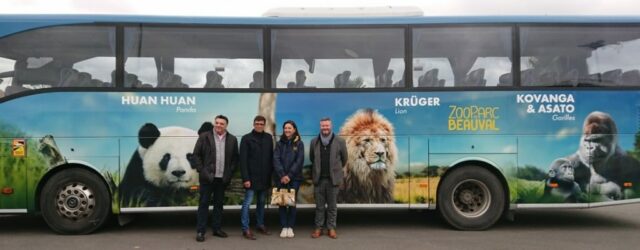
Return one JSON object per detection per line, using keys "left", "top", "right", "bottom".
{"left": 278, "top": 181, "right": 301, "bottom": 228}
{"left": 240, "top": 188, "right": 267, "bottom": 231}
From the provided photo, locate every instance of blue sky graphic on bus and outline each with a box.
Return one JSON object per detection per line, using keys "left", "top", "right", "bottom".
{"left": 0, "top": 92, "right": 258, "bottom": 157}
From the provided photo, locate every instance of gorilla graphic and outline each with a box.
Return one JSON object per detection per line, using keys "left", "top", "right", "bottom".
{"left": 543, "top": 158, "right": 583, "bottom": 202}
{"left": 547, "top": 111, "right": 640, "bottom": 201}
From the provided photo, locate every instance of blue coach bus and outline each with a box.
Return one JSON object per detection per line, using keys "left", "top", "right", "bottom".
{"left": 2, "top": 12, "right": 640, "bottom": 234}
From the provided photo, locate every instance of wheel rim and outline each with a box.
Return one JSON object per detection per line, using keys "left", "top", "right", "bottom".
{"left": 451, "top": 179, "right": 491, "bottom": 218}
{"left": 55, "top": 182, "right": 96, "bottom": 220}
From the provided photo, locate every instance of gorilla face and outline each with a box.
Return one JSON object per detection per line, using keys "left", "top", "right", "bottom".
{"left": 549, "top": 158, "right": 575, "bottom": 183}
{"left": 581, "top": 134, "right": 614, "bottom": 165}
{"left": 578, "top": 111, "right": 618, "bottom": 167}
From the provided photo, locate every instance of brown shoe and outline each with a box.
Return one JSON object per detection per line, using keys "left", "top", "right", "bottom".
{"left": 311, "top": 229, "right": 322, "bottom": 238}
{"left": 256, "top": 225, "right": 271, "bottom": 235}
{"left": 328, "top": 229, "right": 337, "bottom": 239}
{"left": 242, "top": 230, "right": 256, "bottom": 240}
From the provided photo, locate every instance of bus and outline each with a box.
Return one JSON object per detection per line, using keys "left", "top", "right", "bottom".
{"left": 2, "top": 12, "right": 640, "bottom": 234}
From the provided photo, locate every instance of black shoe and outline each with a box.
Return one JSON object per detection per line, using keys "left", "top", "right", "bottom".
{"left": 256, "top": 226, "right": 271, "bottom": 235}
{"left": 196, "top": 232, "right": 205, "bottom": 242}
{"left": 213, "top": 229, "right": 228, "bottom": 238}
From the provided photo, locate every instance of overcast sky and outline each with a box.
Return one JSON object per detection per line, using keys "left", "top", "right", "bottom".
{"left": 0, "top": 0, "right": 639, "bottom": 16}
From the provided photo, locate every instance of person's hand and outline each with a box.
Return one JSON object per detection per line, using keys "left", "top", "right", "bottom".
{"left": 243, "top": 181, "right": 251, "bottom": 188}
{"left": 280, "top": 176, "right": 290, "bottom": 184}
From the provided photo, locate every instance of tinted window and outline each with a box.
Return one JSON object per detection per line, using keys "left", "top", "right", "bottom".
{"left": 272, "top": 28, "right": 405, "bottom": 89}
{"left": 0, "top": 25, "right": 115, "bottom": 96}
{"left": 125, "top": 27, "right": 263, "bottom": 88}
{"left": 413, "top": 27, "right": 513, "bottom": 87}
{"left": 521, "top": 26, "right": 640, "bottom": 87}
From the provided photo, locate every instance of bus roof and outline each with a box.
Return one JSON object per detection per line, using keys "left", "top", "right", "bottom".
{"left": 2, "top": 14, "right": 640, "bottom": 37}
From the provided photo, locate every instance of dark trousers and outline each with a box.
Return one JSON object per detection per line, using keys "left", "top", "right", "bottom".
{"left": 314, "top": 178, "right": 338, "bottom": 230}
{"left": 196, "top": 178, "right": 225, "bottom": 233}
{"left": 278, "top": 180, "right": 301, "bottom": 228}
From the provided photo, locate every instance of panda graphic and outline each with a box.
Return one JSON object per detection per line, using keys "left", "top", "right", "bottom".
{"left": 119, "top": 123, "right": 199, "bottom": 207}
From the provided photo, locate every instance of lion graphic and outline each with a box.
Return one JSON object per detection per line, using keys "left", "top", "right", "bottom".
{"left": 338, "top": 109, "right": 397, "bottom": 203}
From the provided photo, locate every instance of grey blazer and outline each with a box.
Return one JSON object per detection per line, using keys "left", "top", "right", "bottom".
{"left": 309, "top": 134, "right": 348, "bottom": 186}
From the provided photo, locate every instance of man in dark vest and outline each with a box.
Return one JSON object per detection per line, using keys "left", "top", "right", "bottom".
{"left": 310, "top": 117, "right": 348, "bottom": 239}
{"left": 192, "top": 115, "right": 239, "bottom": 242}
{"left": 239, "top": 115, "right": 274, "bottom": 240}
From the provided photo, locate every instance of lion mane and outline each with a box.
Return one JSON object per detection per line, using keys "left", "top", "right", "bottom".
{"left": 338, "top": 108, "right": 397, "bottom": 203}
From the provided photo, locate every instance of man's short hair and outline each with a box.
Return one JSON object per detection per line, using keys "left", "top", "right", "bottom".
{"left": 214, "top": 115, "right": 229, "bottom": 124}
{"left": 320, "top": 117, "right": 331, "bottom": 122}
{"left": 254, "top": 115, "right": 266, "bottom": 123}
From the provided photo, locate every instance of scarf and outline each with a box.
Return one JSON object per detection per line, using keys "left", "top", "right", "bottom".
{"left": 320, "top": 132, "right": 334, "bottom": 146}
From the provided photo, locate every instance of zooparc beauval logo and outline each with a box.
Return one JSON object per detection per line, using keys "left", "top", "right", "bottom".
{"left": 448, "top": 105, "right": 500, "bottom": 131}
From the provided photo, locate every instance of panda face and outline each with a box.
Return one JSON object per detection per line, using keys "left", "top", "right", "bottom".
{"left": 139, "top": 126, "right": 198, "bottom": 189}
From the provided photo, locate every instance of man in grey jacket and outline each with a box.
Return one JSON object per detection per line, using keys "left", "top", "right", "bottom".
{"left": 309, "top": 117, "right": 348, "bottom": 239}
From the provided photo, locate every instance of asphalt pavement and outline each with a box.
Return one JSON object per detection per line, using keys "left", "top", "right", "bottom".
{"left": 1, "top": 204, "right": 640, "bottom": 250}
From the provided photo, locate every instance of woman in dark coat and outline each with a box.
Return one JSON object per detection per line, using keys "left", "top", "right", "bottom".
{"left": 273, "top": 120, "right": 304, "bottom": 238}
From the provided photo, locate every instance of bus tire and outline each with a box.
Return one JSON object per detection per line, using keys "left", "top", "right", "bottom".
{"left": 40, "top": 168, "right": 110, "bottom": 234}
{"left": 437, "top": 165, "right": 505, "bottom": 230}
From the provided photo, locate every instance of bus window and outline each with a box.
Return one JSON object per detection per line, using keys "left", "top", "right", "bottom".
{"left": 521, "top": 26, "right": 640, "bottom": 87}
{"left": 124, "top": 27, "right": 263, "bottom": 89}
{"left": 413, "top": 27, "right": 513, "bottom": 87}
{"left": 278, "top": 58, "right": 375, "bottom": 88}
{"left": 175, "top": 58, "right": 263, "bottom": 88}
{"left": 413, "top": 58, "right": 454, "bottom": 87}
{"left": 0, "top": 25, "right": 116, "bottom": 95}
{"left": 469, "top": 57, "right": 512, "bottom": 87}
{"left": 272, "top": 28, "right": 405, "bottom": 89}
{"left": 124, "top": 57, "right": 157, "bottom": 88}
{"left": 73, "top": 57, "right": 116, "bottom": 87}
{"left": 0, "top": 57, "right": 15, "bottom": 97}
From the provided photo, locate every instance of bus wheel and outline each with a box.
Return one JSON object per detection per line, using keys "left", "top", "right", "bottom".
{"left": 40, "top": 168, "right": 110, "bottom": 234}
{"left": 437, "top": 166, "right": 505, "bottom": 230}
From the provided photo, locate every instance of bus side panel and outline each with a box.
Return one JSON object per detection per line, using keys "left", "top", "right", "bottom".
{"left": 408, "top": 135, "right": 429, "bottom": 208}
{"left": 428, "top": 153, "right": 516, "bottom": 204}
{"left": 516, "top": 135, "right": 584, "bottom": 204}
{"left": 0, "top": 138, "right": 35, "bottom": 210}
{"left": 116, "top": 92, "right": 261, "bottom": 208}
{"left": 515, "top": 90, "right": 640, "bottom": 205}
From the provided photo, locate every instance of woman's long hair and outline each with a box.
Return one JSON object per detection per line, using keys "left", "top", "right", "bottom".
{"left": 280, "top": 120, "right": 300, "bottom": 143}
